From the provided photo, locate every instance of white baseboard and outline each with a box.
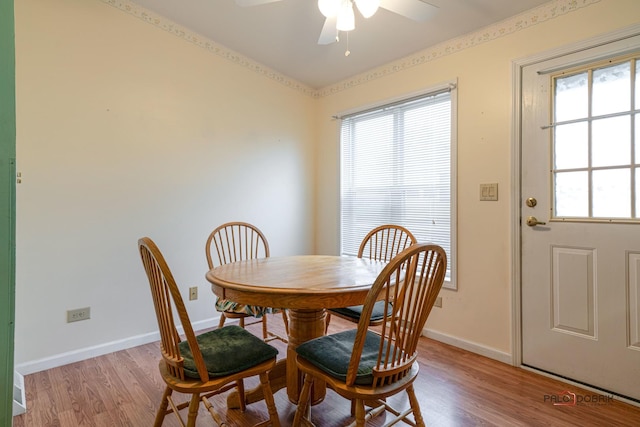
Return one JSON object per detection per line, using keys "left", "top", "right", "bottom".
{"left": 423, "top": 328, "right": 513, "bottom": 365}
{"left": 15, "top": 317, "right": 220, "bottom": 376}
{"left": 15, "top": 318, "right": 509, "bottom": 379}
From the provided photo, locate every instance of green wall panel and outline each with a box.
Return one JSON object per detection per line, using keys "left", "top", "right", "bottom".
{"left": 0, "top": 0, "right": 16, "bottom": 423}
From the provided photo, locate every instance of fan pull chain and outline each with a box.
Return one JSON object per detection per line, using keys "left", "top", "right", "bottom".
{"left": 345, "top": 31, "right": 351, "bottom": 56}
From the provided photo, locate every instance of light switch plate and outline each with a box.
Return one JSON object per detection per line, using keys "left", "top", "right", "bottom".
{"left": 480, "top": 183, "right": 498, "bottom": 201}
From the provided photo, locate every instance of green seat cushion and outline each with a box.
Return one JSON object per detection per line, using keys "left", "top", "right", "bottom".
{"left": 329, "top": 300, "right": 391, "bottom": 322}
{"left": 296, "top": 329, "right": 392, "bottom": 385}
{"left": 179, "top": 325, "right": 278, "bottom": 379}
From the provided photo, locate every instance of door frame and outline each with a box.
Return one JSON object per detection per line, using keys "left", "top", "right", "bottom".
{"left": 0, "top": 0, "right": 16, "bottom": 423}
{"left": 511, "top": 23, "right": 640, "bottom": 402}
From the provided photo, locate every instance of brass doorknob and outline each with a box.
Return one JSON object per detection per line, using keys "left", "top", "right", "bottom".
{"left": 526, "top": 216, "right": 546, "bottom": 227}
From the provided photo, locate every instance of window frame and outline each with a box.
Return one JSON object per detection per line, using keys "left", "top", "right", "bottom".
{"left": 337, "top": 80, "right": 458, "bottom": 290}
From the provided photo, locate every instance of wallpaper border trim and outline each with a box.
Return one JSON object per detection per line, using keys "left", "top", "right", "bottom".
{"left": 101, "top": 0, "right": 600, "bottom": 98}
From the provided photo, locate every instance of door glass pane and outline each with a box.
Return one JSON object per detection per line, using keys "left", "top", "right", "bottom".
{"left": 555, "top": 72, "right": 588, "bottom": 122}
{"left": 555, "top": 122, "right": 588, "bottom": 169}
{"left": 592, "top": 62, "right": 631, "bottom": 116}
{"left": 592, "top": 116, "right": 630, "bottom": 167}
{"left": 555, "top": 171, "right": 588, "bottom": 217}
{"left": 593, "top": 168, "right": 630, "bottom": 217}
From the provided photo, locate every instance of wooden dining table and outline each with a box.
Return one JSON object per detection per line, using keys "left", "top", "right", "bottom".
{"left": 206, "top": 254, "right": 386, "bottom": 406}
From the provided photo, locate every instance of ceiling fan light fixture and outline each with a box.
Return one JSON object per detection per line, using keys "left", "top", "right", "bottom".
{"left": 355, "top": 0, "right": 379, "bottom": 19}
{"left": 318, "top": 0, "right": 341, "bottom": 18}
{"left": 336, "top": 1, "right": 355, "bottom": 31}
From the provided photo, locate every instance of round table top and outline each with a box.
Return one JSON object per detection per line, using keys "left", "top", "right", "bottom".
{"left": 206, "top": 255, "right": 386, "bottom": 310}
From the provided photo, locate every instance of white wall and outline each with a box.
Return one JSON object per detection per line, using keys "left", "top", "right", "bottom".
{"left": 14, "top": 0, "right": 316, "bottom": 370}
{"left": 314, "top": 0, "right": 640, "bottom": 359}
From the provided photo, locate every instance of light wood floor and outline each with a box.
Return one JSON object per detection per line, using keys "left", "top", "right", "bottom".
{"left": 12, "top": 314, "right": 640, "bottom": 426}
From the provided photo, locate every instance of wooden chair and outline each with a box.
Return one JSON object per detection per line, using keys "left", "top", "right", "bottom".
{"left": 138, "top": 237, "right": 281, "bottom": 427}
{"left": 326, "top": 225, "right": 417, "bottom": 332}
{"left": 293, "top": 243, "right": 447, "bottom": 427}
{"left": 206, "top": 222, "right": 289, "bottom": 343}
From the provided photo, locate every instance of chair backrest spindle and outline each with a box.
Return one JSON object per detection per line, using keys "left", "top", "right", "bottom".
{"left": 206, "top": 222, "right": 269, "bottom": 269}
{"left": 358, "top": 224, "right": 417, "bottom": 262}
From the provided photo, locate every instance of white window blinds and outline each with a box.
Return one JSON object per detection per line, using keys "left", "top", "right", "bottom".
{"left": 340, "top": 86, "right": 456, "bottom": 288}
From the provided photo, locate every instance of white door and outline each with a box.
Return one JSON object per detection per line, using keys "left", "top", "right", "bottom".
{"left": 521, "top": 35, "right": 640, "bottom": 402}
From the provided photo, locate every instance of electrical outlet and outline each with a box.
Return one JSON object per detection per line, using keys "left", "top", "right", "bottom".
{"left": 67, "top": 307, "right": 90, "bottom": 323}
{"left": 189, "top": 286, "right": 198, "bottom": 301}
{"left": 434, "top": 297, "right": 442, "bottom": 308}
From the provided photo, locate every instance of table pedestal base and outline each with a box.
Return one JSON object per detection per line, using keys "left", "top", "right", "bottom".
{"left": 226, "top": 309, "right": 328, "bottom": 408}
{"left": 286, "top": 309, "right": 327, "bottom": 404}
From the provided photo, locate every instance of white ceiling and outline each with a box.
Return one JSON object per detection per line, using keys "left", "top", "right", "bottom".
{"left": 127, "top": 0, "right": 551, "bottom": 89}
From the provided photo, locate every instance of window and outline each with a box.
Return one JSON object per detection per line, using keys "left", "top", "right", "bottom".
{"left": 339, "top": 83, "right": 457, "bottom": 289}
{"left": 552, "top": 55, "right": 640, "bottom": 220}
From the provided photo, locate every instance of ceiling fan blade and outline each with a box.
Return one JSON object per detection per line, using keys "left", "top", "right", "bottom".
{"left": 234, "top": 0, "right": 282, "bottom": 7}
{"left": 379, "top": 0, "right": 437, "bottom": 22}
{"left": 318, "top": 16, "right": 338, "bottom": 45}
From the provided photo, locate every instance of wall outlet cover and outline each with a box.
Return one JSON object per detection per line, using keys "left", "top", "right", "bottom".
{"left": 67, "top": 307, "right": 90, "bottom": 323}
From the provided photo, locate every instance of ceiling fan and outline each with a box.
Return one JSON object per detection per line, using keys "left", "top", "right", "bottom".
{"left": 234, "top": 0, "right": 438, "bottom": 45}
